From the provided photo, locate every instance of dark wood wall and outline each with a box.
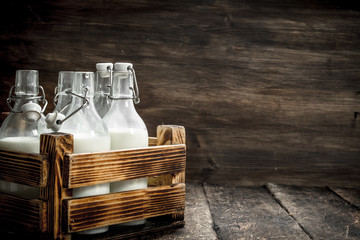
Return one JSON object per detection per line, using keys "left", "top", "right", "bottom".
{"left": 1, "top": 0, "right": 360, "bottom": 186}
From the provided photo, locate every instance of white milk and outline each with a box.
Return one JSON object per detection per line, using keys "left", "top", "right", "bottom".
{"left": 109, "top": 128, "right": 148, "bottom": 150}
{"left": 109, "top": 128, "right": 148, "bottom": 225}
{"left": 72, "top": 134, "right": 111, "bottom": 234}
{"left": 73, "top": 134, "right": 110, "bottom": 154}
{"left": 0, "top": 137, "right": 40, "bottom": 199}
{"left": 72, "top": 134, "right": 111, "bottom": 199}
{"left": 0, "top": 136, "right": 39, "bottom": 154}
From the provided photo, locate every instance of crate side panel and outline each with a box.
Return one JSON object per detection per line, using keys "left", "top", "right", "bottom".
{"left": 0, "top": 193, "right": 48, "bottom": 232}
{"left": 65, "top": 145, "right": 186, "bottom": 188}
{"left": 64, "top": 183, "right": 185, "bottom": 233}
{"left": 0, "top": 150, "right": 48, "bottom": 187}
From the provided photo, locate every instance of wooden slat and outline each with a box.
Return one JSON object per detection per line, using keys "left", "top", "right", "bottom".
{"left": 63, "top": 183, "right": 185, "bottom": 233}
{"left": 63, "top": 144, "right": 186, "bottom": 189}
{"left": 0, "top": 192, "right": 47, "bottom": 232}
{"left": 0, "top": 149, "right": 48, "bottom": 187}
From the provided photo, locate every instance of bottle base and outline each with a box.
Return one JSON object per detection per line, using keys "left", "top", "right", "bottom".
{"left": 117, "top": 219, "right": 146, "bottom": 227}
{"left": 76, "top": 226, "right": 109, "bottom": 235}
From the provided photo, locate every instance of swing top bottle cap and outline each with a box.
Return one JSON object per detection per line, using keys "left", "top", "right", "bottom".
{"left": 114, "top": 62, "right": 133, "bottom": 72}
{"left": 96, "top": 63, "right": 113, "bottom": 71}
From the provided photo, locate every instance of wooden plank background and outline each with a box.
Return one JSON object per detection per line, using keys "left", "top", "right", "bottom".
{"left": 0, "top": 0, "right": 359, "bottom": 186}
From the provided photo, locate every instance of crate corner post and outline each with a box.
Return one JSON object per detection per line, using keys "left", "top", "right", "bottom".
{"left": 40, "top": 133, "right": 74, "bottom": 240}
{"left": 156, "top": 125, "right": 186, "bottom": 221}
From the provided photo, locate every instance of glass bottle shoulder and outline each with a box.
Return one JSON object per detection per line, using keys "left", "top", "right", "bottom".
{"left": 103, "top": 100, "right": 147, "bottom": 131}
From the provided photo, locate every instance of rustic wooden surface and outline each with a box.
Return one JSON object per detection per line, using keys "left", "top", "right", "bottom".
{"left": 0, "top": 149, "right": 48, "bottom": 187}
{"left": 1, "top": 0, "right": 360, "bottom": 186}
{"left": 64, "top": 184, "right": 185, "bottom": 233}
{"left": 156, "top": 125, "right": 186, "bottom": 223}
{"left": 64, "top": 144, "right": 186, "bottom": 188}
{"left": 1, "top": 182, "right": 360, "bottom": 239}
{"left": 0, "top": 193, "right": 47, "bottom": 233}
{"left": 151, "top": 183, "right": 360, "bottom": 240}
{"left": 152, "top": 183, "right": 217, "bottom": 240}
{"left": 203, "top": 184, "right": 310, "bottom": 240}
{"left": 40, "top": 133, "right": 74, "bottom": 240}
{"left": 330, "top": 187, "right": 360, "bottom": 209}
{"left": 267, "top": 184, "right": 360, "bottom": 240}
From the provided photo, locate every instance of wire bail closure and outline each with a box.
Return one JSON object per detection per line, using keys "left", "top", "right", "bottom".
{"left": 6, "top": 85, "right": 48, "bottom": 114}
{"left": 56, "top": 87, "right": 90, "bottom": 125}
{"left": 45, "top": 87, "right": 89, "bottom": 131}
{"left": 128, "top": 66, "right": 140, "bottom": 104}
{"left": 108, "top": 65, "right": 140, "bottom": 104}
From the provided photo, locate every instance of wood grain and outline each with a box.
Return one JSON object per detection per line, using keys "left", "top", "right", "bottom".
{"left": 0, "top": 192, "right": 47, "bottom": 233}
{"left": 0, "top": 149, "right": 48, "bottom": 187}
{"left": 148, "top": 137, "right": 157, "bottom": 147}
{"left": 63, "top": 183, "right": 185, "bottom": 233}
{"left": 64, "top": 144, "right": 186, "bottom": 189}
{"left": 267, "top": 183, "right": 360, "bottom": 240}
{"left": 0, "top": 0, "right": 359, "bottom": 185}
{"left": 157, "top": 125, "right": 186, "bottom": 222}
{"left": 330, "top": 187, "right": 360, "bottom": 210}
{"left": 203, "top": 183, "right": 310, "bottom": 240}
{"left": 157, "top": 125, "right": 186, "bottom": 185}
{"left": 151, "top": 183, "right": 217, "bottom": 240}
{"left": 40, "top": 133, "right": 74, "bottom": 240}
{"left": 157, "top": 125, "right": 186, "bottom": 146}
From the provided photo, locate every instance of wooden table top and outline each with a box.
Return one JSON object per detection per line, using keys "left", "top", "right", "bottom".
{"left": 153, "top": 182, "right": 360, "bottom": 240}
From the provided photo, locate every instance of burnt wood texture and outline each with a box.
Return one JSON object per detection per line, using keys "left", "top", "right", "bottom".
{"left": 0, "top": 0, "right": 360, "bottom": 186}
{"left": 0, "top": 193, "right": 48, "bottom": 233}
{"left": 0, "top": 125, "right": 186, "bottom": 239}
{"left": 63, "top": 144, "right": 186, "bottom": 189}
{"left": 0, "top": 149, "right": 48, "bottom": 187}
{"left": 40, "top": 133, "right": 74, "bottom": 240}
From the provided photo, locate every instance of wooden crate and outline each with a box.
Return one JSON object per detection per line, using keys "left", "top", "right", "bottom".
{"left": 0, "top": 125, "right": 186, "bottom": 240}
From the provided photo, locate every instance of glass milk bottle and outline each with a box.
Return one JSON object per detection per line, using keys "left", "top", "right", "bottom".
{"left": 94, "top": 63, "right": 113, "bottom": 118}
{"left": 0, "top": 70, "right": 48, "bottom": 199}
{"left": 45, "top": 71, "right": 111, "bottom": 234}
{"left": 103, "top": 63, "right": 148, "bottom": 226}
{"left": 53, "top": 71, "right": 74, "bottom": 116}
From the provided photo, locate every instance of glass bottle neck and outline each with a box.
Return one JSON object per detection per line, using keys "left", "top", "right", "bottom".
{"left": 14, "top": 70, "right": 39, "bottom": 96}
{"left": 111, "top": 98, "right": 136, "bottom": 110}
{"left": 111, "top": 72, "right": 133, "bottom": 99}
{"left": 9, "top": 70, "right": 41, "bottom": 112}
{"left": 95, "top": 71, "right": 111, "bottom": 94}
{"left": 56, "top": 72, "right": 95, "bottom": 113}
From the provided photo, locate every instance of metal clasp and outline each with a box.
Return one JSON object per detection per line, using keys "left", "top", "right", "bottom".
{"left": 6, "top": 85, "right": 48, "bottom": 113}
{"left": 128, "top": 66, "right": 140, "bottom": 104}
{"left": 56, "top": 87, "right": 90, "bottom": 124}
{"left": 108, "top": 66, "right": 140, "bottom": 104}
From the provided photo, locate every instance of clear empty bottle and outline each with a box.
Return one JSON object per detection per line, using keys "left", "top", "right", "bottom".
{"left": 94, "top": 63, "right": 113, "bottom": 118}
{"left": 46, "top": 71, "right": 111, "bottom": 234}
{"left": 0, "top": 70, "right": 48, "bottom": 199}
{"left": 103, "top": 62, "right": 148, "bottom": 226}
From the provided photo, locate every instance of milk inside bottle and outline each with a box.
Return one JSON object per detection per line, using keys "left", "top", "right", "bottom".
{"left": 0, "top": 70, "right": 48, "bottom": 199}
{"left": 46, "top": 71, "right": 111, "bottom": 234}
{"left": 103, "top": 62, "right": 148, "bottom": 226}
